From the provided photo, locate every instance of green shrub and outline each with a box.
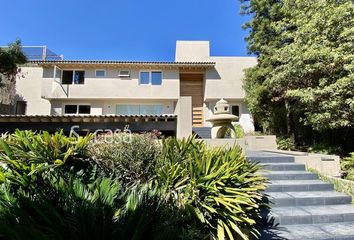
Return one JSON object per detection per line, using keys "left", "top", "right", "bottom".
{"left": 0, "top": 131, "right": 266, "bottom": 240}
{"left": 234, "top": 124, "right": 245, "bottom": 138}
{"left": 225, "top": 124, "right": 245, "bottom": 138}
{"left": 87, "top": 133, "right": 160, "bottom": 187}
{"left": 308, "top": 143, "right": 342, "bottom": 155}
{"left": 341, "top": 153, "right": 354, "bottom": 180}
{"left": 154, "top": 137, "right": 267, "bottom": 240}
{"left": 0, "top": 130, "right": 93, "bottom": 189}
{"left": 276, "top": 137, "right": 296, "bottom": 151}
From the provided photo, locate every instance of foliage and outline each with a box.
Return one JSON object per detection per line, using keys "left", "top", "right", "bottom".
{"left": 341, "top": 153, "right": 354, "bottom": 181}
{"left": 240, "top": 0, "right": 354, "bottom": 153}
{"left": 307, "top": 143, "right": 342, "bottom": 156}
{"left": 0, "top": 129, "right": 93, "bottom": 189}
{"left": 87, "top": 133, "right": 160, "bottom": 187}
{"left": 234, "top": 124, "right": 245, "bottom": 138}
{"left": 154, "top": 137, "right": 267, "bottom": 240}
{"left": 0, "top": 131, "right": 267, "bottom": 239}
{"left": 276, "top": 137, "right": 296, "bottom": 151}
{"left": 0, "top": 39, "right": 27, "bottom": 84}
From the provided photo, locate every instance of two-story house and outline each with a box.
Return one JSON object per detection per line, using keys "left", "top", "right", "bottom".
{"left": 0, "top": 41, "right": 257, "bottom": 138}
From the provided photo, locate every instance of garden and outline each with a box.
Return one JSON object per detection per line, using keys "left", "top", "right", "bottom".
{"left": 0, "top": 130, "right": 267, "bottom": 240}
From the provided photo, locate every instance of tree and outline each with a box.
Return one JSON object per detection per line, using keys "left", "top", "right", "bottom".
{"left": 0, "top": 40, "right": 27, "bottom": 110}
{"left": 240, "top": 0, "right": 354, "bottom": 151}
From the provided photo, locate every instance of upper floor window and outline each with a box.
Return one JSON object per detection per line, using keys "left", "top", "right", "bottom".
{"left": 95, "top": 70, "right": 106, "bottom": 77}
{"left": 139, "top": 71, "right": 162, "bottom": 85}
{"left": 64, "top": 105, "right": 91, "bottom": 115}
{"left": 118, "top": 70, "right": 130, "bottom": 78}
{"left": 62, "top": 70, "right": 85, "bottom": 84}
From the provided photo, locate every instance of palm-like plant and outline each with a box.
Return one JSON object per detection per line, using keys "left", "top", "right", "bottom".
{"left": 154, "top": 137, "right": 267, "bottom": 240}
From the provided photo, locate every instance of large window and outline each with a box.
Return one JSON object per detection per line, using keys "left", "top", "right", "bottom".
{"left": 139, "top": 71, "right": 162, "bottom": 85}
{"left": 64, "top": 105, "right": 91, "bottom": 115}
{"left": 62, "top": 70, "right": 85, "bottom": 84}
{"left": 116, "top": 104, "right": 164, "bottom": 115}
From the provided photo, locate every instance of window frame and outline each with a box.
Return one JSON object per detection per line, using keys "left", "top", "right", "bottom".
{"left": 63, "top": 104, "right": 91, "bottom": 115}
{"left": 118, "top": 70, "right": 131, "bottom": 79}
{"left": 139, "top": 71, "right": 163, "bottom": 85}
{"left": 116, "top": 104, "right": 164, "bottom": 116}
{"left": 230, "top": 104, "right": 241, "bottom": 118}
{"left": 61, "top": 70, "right": 85, "bottom": 85}
{"left": 95, "top": 69, "right": 106, "bottom": 77}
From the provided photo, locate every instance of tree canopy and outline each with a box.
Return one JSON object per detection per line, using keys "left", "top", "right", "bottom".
{"left": 0, "top": 40, "right": 27, "bottom": 81}
{"left": 240, "top": 0, "right": 354, "bottom": 150}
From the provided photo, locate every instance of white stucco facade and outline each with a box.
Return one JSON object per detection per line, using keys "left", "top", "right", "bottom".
{"left": 14, "top": 41, "right": 257, "bottom": 136}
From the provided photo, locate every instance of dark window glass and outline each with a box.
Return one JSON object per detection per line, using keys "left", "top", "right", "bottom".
{"left": 74, "top": 71, "right": 85, "bottom": 84}
{"left": 64, "top": 105, "right": 77, "bottom": 114}
{"left": 151, "top": 72, "right": 162, "bottom": 85}
{"left": 62, "top": 71, "right": 73, "bottom": 84}
{"left": 140, "top": 72, "right": 150, "bottom": 84}
{"left": 231, "top": 105, "right": 240, "bottom": 117}
{"left": 78, "top": 105, "right": 91, "bottom": 114}
{"left": 15, "top": 101, "right": 27, "bottom": 115}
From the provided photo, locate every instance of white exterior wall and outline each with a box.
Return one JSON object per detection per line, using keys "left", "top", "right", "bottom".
{"left": 15, "top": 66, "right": 51, "bottom": 115}
{"left": 204, "top": 57, "right": 257, "bottom": 100}
{"left": 50, "top": 99, "right": 175, "bottom": 116}
{"left": 42, "top": 68, "right": 180, "bottom": 100}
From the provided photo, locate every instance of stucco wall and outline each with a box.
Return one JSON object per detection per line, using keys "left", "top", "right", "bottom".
{"left": 42, "top": 67, "right": 180, "bottom": 100}
{"left": 16, "top": 66, "right": 51, "bottom": 115}
{"left": 204, "top": 57, "right": 257, "bottom": 100}
{"left": 50, "top": 99, "right": 175, "bottom": 116}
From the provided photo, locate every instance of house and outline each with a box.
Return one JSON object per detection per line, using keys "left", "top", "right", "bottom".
{"left": 0, "top": 41, "right": 257, "bottom": 138}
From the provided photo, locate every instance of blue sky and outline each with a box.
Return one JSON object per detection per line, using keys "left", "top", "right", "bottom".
{"left": 1, "top": 0, "right": 251, "bottom": 61}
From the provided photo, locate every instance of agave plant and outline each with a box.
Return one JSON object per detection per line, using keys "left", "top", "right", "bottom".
{"left": 154, "top": 136, "right": 268, "bottom": 240}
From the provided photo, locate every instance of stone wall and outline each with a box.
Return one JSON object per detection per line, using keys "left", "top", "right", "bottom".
{"left": 0, "top": 103, "right": 14, "bottom": 114}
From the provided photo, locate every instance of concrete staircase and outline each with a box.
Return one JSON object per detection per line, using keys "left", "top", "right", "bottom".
{"left": 247, "top": 151, "right": 354, "bottom": 240}
{"left": 192, "top": 127, "right": 211, "bottom": 139}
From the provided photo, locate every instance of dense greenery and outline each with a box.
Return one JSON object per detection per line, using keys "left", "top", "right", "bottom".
{"left": 0, "top": 40, "right": 27, "bottom": 114}
{"left": 0, "top": 131, "right": 267, "bottom": 240}
{"left": 0, "top": 40, "right": 27, "bottom": 83}
{"left": 240, "top": 0, "right": 354, "bottom": 154}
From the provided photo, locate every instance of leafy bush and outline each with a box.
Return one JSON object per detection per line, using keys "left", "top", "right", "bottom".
{"left": 154, "top": 137, "right": 267, "bottom": 240}
{"left": 307, "top": 143, "right": 342, "bottom": 155}
{"left": 87, "top": 133, "right": 160, "bottom": 187}
{"left": 225, "top": 124, "right": 245, "bottom": 138}
{"left": 276, "top": 137, "right": 296, "bottom": 151}
{"left": 341, "top": 153, "right": 354, "bottom": 180}
{"left": 0, "top": 131, "right": 267, "bottom": 240}
{"left": 0, "top": 130, "right": 93, "bottom": 189}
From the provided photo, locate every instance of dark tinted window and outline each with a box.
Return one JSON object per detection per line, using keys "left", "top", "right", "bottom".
{"left": 15, "top": 101, "right": 27, "bottom": 115}
{"left": 231, "top": 105, "right": 240, "bottom": 117}
{"left": 64, "top": 105, "right": 77, "bottom": 114}
{"left": 62, "top": 71, "right": 73, "bottom": 84}
{"left": 78, "top": 105, "right": 91, "bottom": 114}
{"left": 74, "top": 71, "right": 85, "bottom": 84}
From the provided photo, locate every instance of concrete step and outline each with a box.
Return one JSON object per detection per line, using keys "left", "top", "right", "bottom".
{"left": 266, "top": 180, "right": 333, "bottom": 192}
{"left": 262, "top": 171, "right": 318, "bottom": 180}
{"left": 260, "top": 221, "right": 354, "bottom": 240}
{"left": 268, "top": 204, "right": 354, "bottom": 225}
{"left": 267, "top": 191, "right": 352, "bottom": 207}
{"left": 248, "top": 156, "right": 295, "bottom": 163}
{"left": 260, "top": 162, "right": 305, "bottom": 171}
